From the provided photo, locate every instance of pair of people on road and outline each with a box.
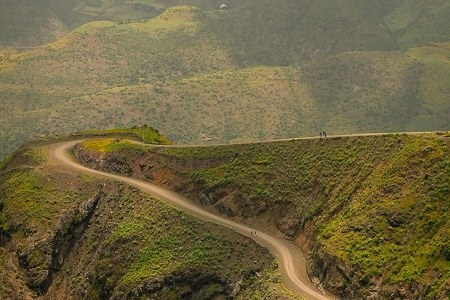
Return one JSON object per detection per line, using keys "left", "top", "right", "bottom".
{"left": 319, "top": 131, "right": 327, "bottom": 137}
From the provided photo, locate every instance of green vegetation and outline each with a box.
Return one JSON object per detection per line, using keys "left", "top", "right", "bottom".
{"left": 383, "top": 0, "right": 450, "bottom": 48}
{"left": 0, "top": 141, "right": 296, "bottom": 299}
{"left": 177, "top": 134, "right": 450, "bottom": 297}
{"left": 80, "top": 138, "right": 146, "bottom": 152}
{"left": 0, "top": 168, "right": 67, "bottom": 233}
{"left": 2, "top": 0, "right": 448, "bottom": 297}
{"left": 0, "top": 142, "right": 103, "bottom": 297}
{"left": 1, "top": 1, "right": 449, "bottom": 160}
{"left": 85, "top": 184, "right": 302, "bottom": 299}
{"left": 84, "top": 133, "right": 449, "bottom": 298}
{"left": 0, "top": 153, "right": 97, "bottom": 241}
{"left": 111, "top": 205, "right": 246, "bottom": 284}
{"left": 80, "top": 125, "right": 172, "bottom": 144}
{"left": 89, "top": 191, "right": 262, "bottom": 298}
{"left": 318, "top": 136, "right": 449, "bottom": 296}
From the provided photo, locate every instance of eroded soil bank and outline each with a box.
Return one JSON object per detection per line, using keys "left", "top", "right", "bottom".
{"left": 73, "top": 134, "right": 450, "bottom": 299}
{"left": 0, "top": 142, "right": 294, "bottom": 300}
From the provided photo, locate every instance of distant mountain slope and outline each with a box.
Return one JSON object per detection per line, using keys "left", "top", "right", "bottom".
{"left": 208, "top": 0, "right": 401, "bottom": 66}
{"left": 29, "top": 48, "right": 448, "bottom": 145}
{"left": 383, "top": 0, "right": 450, "bottom": 48}
{"left": 0, "top": 6, "right": 238, "bottom": 157}
{"left": 1, "top": 40, "right": 448, "bottom": 158}
{"left": 2, "top": 0, "right": 449, "bottom": 50}
{"left": 0, "top": 0, "right": 74, "bottom": 47}
{"left": 0, "top": 0, "right": 243, "bottom": 48}
{"left": 0, "top": 4, "right": 449, "bottom": 159}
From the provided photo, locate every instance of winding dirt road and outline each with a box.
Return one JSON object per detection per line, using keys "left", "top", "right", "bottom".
{"left": 49, "top": 140, "right": 335, "bottom": 300}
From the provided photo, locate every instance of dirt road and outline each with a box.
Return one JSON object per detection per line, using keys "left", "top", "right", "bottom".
{"left": 48, "top": 140, "right": 335, "bottom": 300}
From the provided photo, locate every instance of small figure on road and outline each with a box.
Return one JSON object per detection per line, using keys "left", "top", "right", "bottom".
{"left": 319, "top": 132, "right": 323, "bottom": 137}
{"left": 323, "top": 131, "right": 327, "bottom": 138}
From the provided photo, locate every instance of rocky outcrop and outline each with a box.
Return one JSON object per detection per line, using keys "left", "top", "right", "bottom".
{"left": 298, "top": 228, "right": 361, "bottom": 299}
{"left": 298, "top": 227, "right": 444, "bottom": 300}
{"left": 110, "top": 269, "right": 229, "bottom": 300}
{"left": 17, "top": 188, "right": 104, "bottom": 295}
{"left": 72, "top": 144, "right": 133, "bottom": 176}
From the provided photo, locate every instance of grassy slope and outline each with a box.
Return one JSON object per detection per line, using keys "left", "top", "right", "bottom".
{"left": 0, "top": 140, "right": 297, "bottom": 299}
{"left": 0, "top": 3, "right": 449, "bottom": 160}
{"left": 174, "top": 134, "right": 450, "bottom": 298}
{"left": 32, "top": 46, "right": 450, "bottom": 145}
{"left": 0, "top": 145, "right": 101, "bottom": 298}
{"left": 78, "top": 185, "right": 275, "bottom": 299}
{"left": 318, "top": 136, "right": 450, "bottom": 296}
{"left": 0, "top": 0, "right": 247, "bottom": 47}
{"left": 82, "top": 133, "right": 450, "bottom": 298}
{"left": 383, "top": 0, "right": 450, "bottom": 48}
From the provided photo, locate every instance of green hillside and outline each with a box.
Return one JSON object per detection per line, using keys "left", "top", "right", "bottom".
{"left": 0, "top": 138, "right": 297, "bottom": 299}
{"left": 1, "top": 41, "right": 448, "bottom": 158}
{"left": 0, "top": 0, "right": 243, "bottom": 48}
{"left": 76, "top": 133, "right": 450, "bottom": 299}
{"left": 1, "top": 3, "right": 449, "bottom": 160}
{"left": 383, "top": 0, "right": 450, "bottom": 48}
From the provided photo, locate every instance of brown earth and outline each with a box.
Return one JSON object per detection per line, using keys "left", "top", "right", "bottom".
{"left": 0, "top": 141, "right": 290, "bottom": 300}
{"left": 71, "top": 134, "right": 450, "bottom": 300}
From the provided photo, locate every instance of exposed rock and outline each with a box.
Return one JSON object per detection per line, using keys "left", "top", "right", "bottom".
{"left": 381, "top": 209, "right": 410, "bottom": 228}
{"left": 110, "top": 269, "right": 229, "bottom": 300}
{"left": 276, "top": 205, "right": 301, "bottom": 238}
{"left": 17, "top": 189, "right": 104, "bottom": 295}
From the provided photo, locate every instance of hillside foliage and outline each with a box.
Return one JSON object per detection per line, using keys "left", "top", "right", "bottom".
{"left": 0, "top": 1, "right": 449, "bottom": 159}
{"left": 79, "top": 133, "right": 450, "bottom": 298}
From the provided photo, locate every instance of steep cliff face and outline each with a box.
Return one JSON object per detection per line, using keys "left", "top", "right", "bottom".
{"left": 73, "top": 134, "right": 450, "bottom": 299}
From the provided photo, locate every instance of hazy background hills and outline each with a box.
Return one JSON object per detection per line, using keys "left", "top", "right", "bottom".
{"left": 0, "top": 0, "right": 245, "bottom": 47}
{"left": 0, "top": 0, "right": 449, "bottom": 158}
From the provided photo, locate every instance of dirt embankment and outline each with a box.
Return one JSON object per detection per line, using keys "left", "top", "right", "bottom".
{"left": 72, "top": 143, "right": 446, "bottom": 300}
{"left": 0, "top": 186, "right": 104, "bottom": 298}
{"left": 1, "top": 144, "right": 276, "bottom": 300}
{"left": 72, "top": 146, "right": 355, "bottom": 297}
